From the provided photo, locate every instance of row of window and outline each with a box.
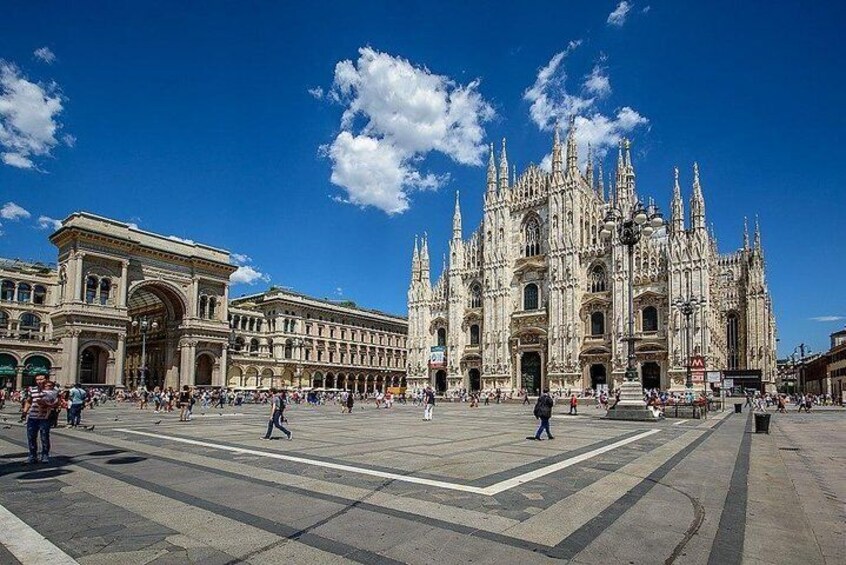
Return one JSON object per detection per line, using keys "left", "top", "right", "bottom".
{"left": 0, "top": 311, "right": 42, "bottom": 337}
{"left": 588, "top": 306, "right": 659, "bottom": 337}
{"left": 85, "top": 276, "right": 112, "bottom": 305}
{"left": 230, "top": 314, "right": 405, "bottom": 347}
{"left": 1, "top": 280, "right": 48, "bottom": 304}
{"left": 233, "top": 336, "right": 404, "bottom": 368}
{"left": 198, "top": 295, "right": 219, "bottom": 320}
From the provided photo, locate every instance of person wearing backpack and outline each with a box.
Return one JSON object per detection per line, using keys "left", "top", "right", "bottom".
{"left": 531, "top": 389, "right": 555, "bottom": 440}
{"left": 261, "top": 389, "right": 292, "bottom": 440}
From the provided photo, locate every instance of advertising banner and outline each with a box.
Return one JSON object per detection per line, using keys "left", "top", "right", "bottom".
{"left": 429, "top": 346, "right": 446, "bottom": 368}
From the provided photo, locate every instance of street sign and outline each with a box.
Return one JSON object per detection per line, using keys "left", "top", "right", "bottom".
{"left": 707, "top": 371, "right": 721, "bottom": 384}
{"left": 690, "top": 355, "right": 706, "bottom": 383}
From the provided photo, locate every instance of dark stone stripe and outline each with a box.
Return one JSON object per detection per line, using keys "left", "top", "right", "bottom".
{"left": 706, "top": 412, "right": 752, "bottom": 565}
{"left": 548, "top": 413, "right": 734, "bottom": 560}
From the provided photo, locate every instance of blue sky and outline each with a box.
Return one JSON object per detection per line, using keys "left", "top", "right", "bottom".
{"left": 1, "top": 1, "right": 844, "bottom": 356}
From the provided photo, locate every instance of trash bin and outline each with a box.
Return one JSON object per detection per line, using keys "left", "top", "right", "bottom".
{"left": 734, "top": 403, "right": 742, "bottom": 414}
{"left": 754, "top": 412, "right": 771, "bottom": 434}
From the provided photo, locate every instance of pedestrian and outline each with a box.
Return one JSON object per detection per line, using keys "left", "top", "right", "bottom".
{"left": 261, "top": 389, "right": 292, "bottom": 440}
{"left": 178, "top": 385, "right": 191, "bottom": 421}
{"left": 346, "top": 390, "right": 354, "bottom": 413}
{"left": 23, "top": 375, "right": 59, "bottom": 464}
{"left": 569, "top": 393, "right": 579, "bottom": 415}
{"left": 531, "top": 388, "right": 555, "bottom": 440}
{"left": 423, "top": 385, "right": 435, "bottom": 421}
{"left": 68, "top": 383, "right": 86, "bottom": 427}
{"left": 522, "top": 389, "right": 530, "bottom": 405}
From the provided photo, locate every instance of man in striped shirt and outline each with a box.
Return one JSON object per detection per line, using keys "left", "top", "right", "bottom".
{"left": 23, "top": 375, "right": 58, "bottom": 464}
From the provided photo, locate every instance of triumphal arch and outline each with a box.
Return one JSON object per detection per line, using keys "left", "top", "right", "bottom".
{"left": 49, "top": 213, "right": 236, "bottom": 389}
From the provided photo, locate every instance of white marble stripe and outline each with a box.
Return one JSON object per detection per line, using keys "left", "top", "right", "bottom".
{"left": 115, "top": 428, "right": 660, "bottom": 496}
{"left": 672, "top": 419, "right": 689, "bottom": 426}
{"left": 0, "top": 502, "right": 79, "bottom": 564}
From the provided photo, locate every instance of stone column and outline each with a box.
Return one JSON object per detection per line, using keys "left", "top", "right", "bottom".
{"left": 114, "top": 334, "right": 126, "bottom": 389}
{"left": 15, "top": 367, "right": 23, "bottom": 390}
{"left": 179, "top": 340, "right": 192, "bottom": 386}
{"left": 119, "top": 261, "right": 129, "bottom": 308}
{"left": 218, "top": 345, "right": 228, "bottom": 388}
{"left": 73, "top": 253, "right": 85, "bottom": 302}
{"left": 67, "top": 330, "right": 80, "bottom": 384}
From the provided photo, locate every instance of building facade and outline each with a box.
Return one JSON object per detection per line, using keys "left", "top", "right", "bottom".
{"left": 407, "top": 126, "right": 778, "bottom": 394}
{"left": 0, "top": 212, "right": 407, "bottom": 391}
{"left": 227, "top": 290, "right": 407, "bottom": 392}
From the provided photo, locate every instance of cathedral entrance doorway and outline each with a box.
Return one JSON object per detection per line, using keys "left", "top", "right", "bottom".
{"left": 642, "top": 362, "right": 661, "bottom": 390}
{"left": 435, "top": 370, "right": 447, "bottom": 394}
{"left": 590, "top": 364, "right": 607, "bottom": 391}
{"left": 521, "top": 352, "right": 542, "bottom": 395}
{"left": 468, "top": 368, "right": 481, "bottom": 392}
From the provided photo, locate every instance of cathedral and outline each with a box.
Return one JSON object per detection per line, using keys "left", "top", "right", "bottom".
{"left": 407, "top": 123, "right": 777, "bottom": 394}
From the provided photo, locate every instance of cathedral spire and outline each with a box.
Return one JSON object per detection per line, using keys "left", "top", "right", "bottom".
{"left": 743, "top": 216, "right": 750, "bottom": 250}
{"left": 420, "top": 233, "right": 430, "bottom": 280}
{"left": 551, "top": 123, "right": 563, "bottom": 177}
{"left": 452, "top": 190, "right": 462, "bottom": 239}
{"left": 585, "top": 143, "right": 594, "bottom": 188}
{"left": 486, "top": 143, "right": 496, "bottom": 198}
{"left": 411, "top": 235, "right": 420, "bottom": 280}
{"left": 690, "top": 162, "right": 705, "bottom": 230}
{"left": 753, "top": 215, "right": 762, "bottom": 250}
{"left": 615, "top": 139, "right": 635, "bottom": 207}
{"left": 565, "top": 116, "right": 578, "bottom": 178}
{"left": 671, "top": 166, "right": 685, "bottom": 235}
{"left": 499, "top": 138, "right": 509, "bottom": 191}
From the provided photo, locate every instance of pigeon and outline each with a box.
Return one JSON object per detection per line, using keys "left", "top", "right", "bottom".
{"left": 85, "top": 425, "right": 95, "bottom": 431}
{"left": 2, "top": 416, "right": 7, "bottom": 421}
{"left": 154, "top": 420, "right": 162, "bottom": 425}
{"left": 113, "top": 418, "right": 120, "bottom": 421}
{"left": 2, "top": 425, "right": 10, "bottom": 430}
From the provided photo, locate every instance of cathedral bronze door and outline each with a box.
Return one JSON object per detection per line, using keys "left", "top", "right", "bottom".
{"left": 521, "top": 352, "right": 542, "bottom": 395}
{"left": 435, "top": 370, "right": 447, "bottom": 393}
{"left": 642, "top": 362, "right": 661, "bottom": 390}
{"left": 590, "top": 364, "right": 607, "bottom": 391}
{"left": 468, "top": 369, "right": 481, "bottom": 392}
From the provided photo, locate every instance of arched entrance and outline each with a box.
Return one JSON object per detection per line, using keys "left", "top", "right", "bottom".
{"left": 260, "top": 368, "right": 274, "bottom": 388}
{"left": 590, "top": 364, "right": 607, "bottom": 391}
{"left": 126, "top": 282, "right": 187, "bottom": 390}
{"left": 375, "top": 375, "right": 383, "bottom": 392}
{"left": 80, "top": 346, "right": 109, "bottom": 385}
{"left": 23, "top": 355, "right": 52, "bottom": 388}
{"left": 245, "top": 367, "right": 258, "bottom": 387}
{"left": 366, "top": 374, "right": 374, "bottom": 393}
{"left": 521, "top": 352, "right": 542, "bottom": 395}
{"left": 195, "top": 354, "right": 214, "bottom": 387}
{"left": 468, "top": 368, "right": 481, "bottom": 392}
{"left": 313, "top": 372, "right": 324, "bottom": 389}
{"left": 0, "top": 353, "right": 17, "bottom": 388}
{"left": 642, "top": 362, "right": 661, "bottom": 390}
{"left": 326, "top": 373, "right": 335, "bottom": 389}
{"left": 435, "top": 370, "right": 447, "bottom": 394}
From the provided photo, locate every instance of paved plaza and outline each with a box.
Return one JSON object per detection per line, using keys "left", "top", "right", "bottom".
{"left": 0, "top": 400, "right": 843, "bottom": 564}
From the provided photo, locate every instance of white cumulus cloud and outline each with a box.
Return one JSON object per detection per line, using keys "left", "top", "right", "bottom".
{"left": 0, "top": 61, "right": 67, "bottom": 169}
{"left": 230, "top": 253, "right": 250, "bottom": 265}
{"left": 231, "top": 265, "right": 270, "bottom": 285}
{"left": 37, "top": 215, "right": 62, "bottom": 230}
{"left": 608, "top": 1, "right": 633, "bottom": 27}
{"left": 324, "top": 47, "right": 494, "bottom": 214}
{"left": 0, "top": 201, "right": 31, "bottom": 220}
{"left": 33, "top": 47, "right": 56, "bottom": 64}
{"left": 308, "top": 86, "right": 324, "bottom": 99}
{"left": 525, "top": 47, "right": 648, "bottom": 163}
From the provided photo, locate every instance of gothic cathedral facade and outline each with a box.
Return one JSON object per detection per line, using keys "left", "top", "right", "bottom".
{"left": 407, "top": 125, "right": 777, "bottom": 394}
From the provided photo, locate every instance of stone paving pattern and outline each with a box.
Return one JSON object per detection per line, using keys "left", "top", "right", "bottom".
{"left": 0, "top": 400, "right": 842, "bottom": 564}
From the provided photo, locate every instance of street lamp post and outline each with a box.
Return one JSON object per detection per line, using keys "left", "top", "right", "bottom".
{"left": 673, "top": 296, "right": 702, "bottom": 396}
{"left": 794, "top": 343, "right": 809, "bottom": 394}
{"left": 132, "top": 316, "right": 158, "bottom": 391}
{"left": 600, "top": 199, "right": 664, "bottom": 420}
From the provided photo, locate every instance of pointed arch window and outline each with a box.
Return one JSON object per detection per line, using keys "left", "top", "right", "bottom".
{"left": 437, "top": 327, "right": 446, "bottom": 347}
{"left": 727, "top": 313, "right": 740, "bottom": 369}
{"left": 469, "top": 283, "right": 482, "bottom": 308}
{"left": 524, "top": 217, "right": 541, "bottom": 257}
{"left": 470, "top": 324, "right": 480, "bottom": 346}
{"left": 523, "top": 283, "right": 539, "bottom": 310}
{"left": 589, "top": 265, "right": 607, "bottom": 293}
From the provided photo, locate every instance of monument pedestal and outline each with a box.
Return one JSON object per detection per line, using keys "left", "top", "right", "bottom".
{"left": 605, "top": 380, "right": 659, "bottom": 421}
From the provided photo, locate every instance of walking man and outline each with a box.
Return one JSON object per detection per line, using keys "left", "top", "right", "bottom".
{"left": 23, "top": 375, "right": 59, "bottom": 464}
{"left": 531, "top": 388, "right": 555, "bottom": 440}
{"left": 345, "top": 390, "right": 354, "bottom": 413}
{"left": 423, "top": 385, "right": 435, "bottom": 421}
{"left": 568, "top": 393, "right": 579, "bottom": 415}
{"left": 262, "top": 389, "right": 292, "bottom": 440}
{"left": 68, "top": 383, "right": 86, "bottom": 427}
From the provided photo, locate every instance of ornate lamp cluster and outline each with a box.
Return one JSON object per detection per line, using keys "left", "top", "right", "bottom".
{"left": 600, "top": 201, "right": 665, "bottom": 383}
{"left": 132, "top": 316, "right": 158, "bottom": 390}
